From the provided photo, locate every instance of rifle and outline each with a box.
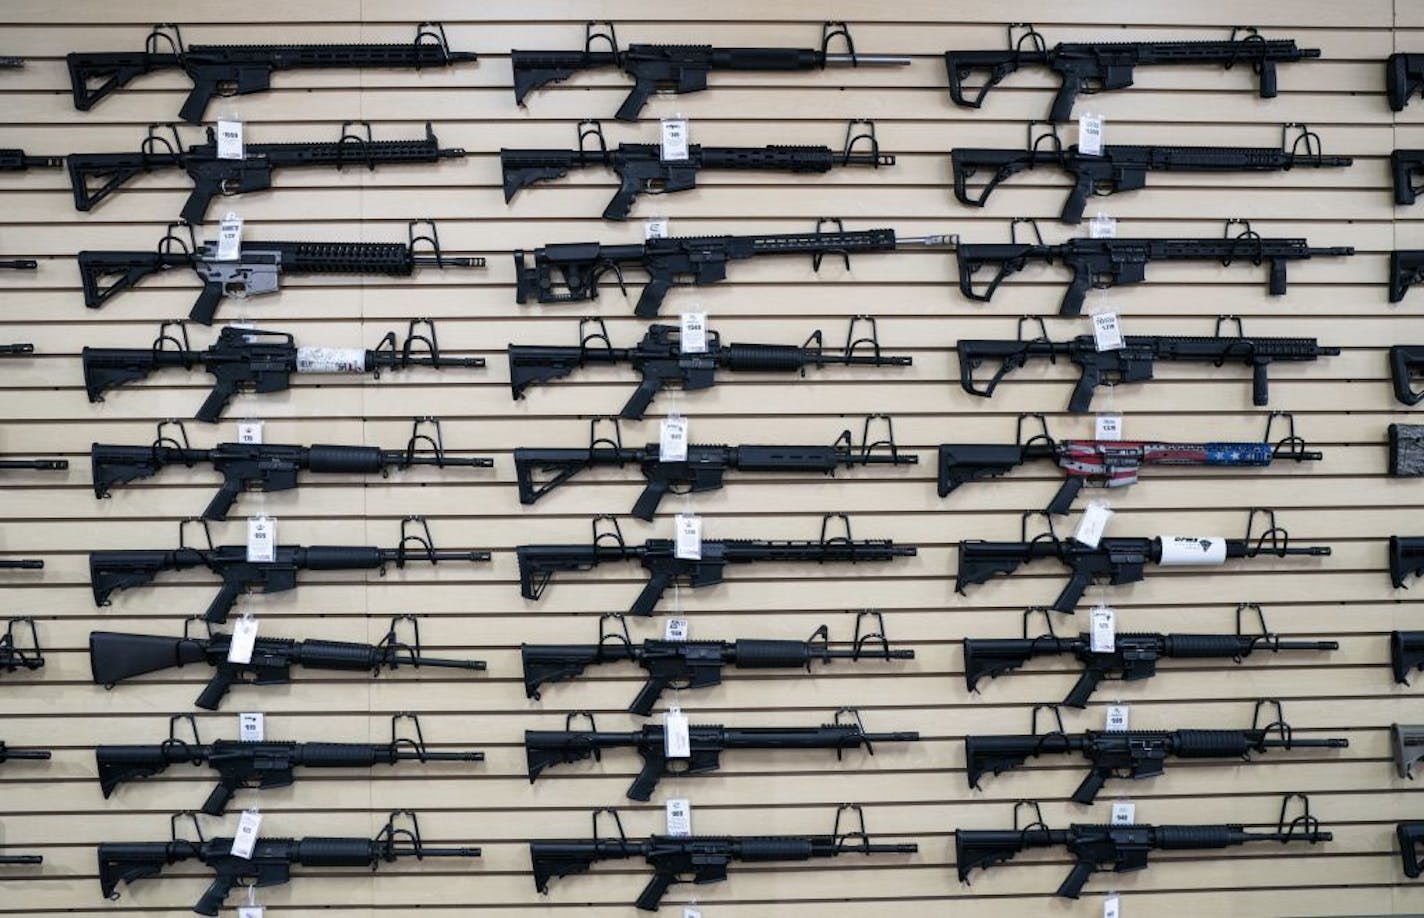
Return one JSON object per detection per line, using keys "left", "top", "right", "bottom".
{"left": 514, "top": 217, "right": 952, "bottom": 316}
{"left": 1395, "top": 631, "right": 1424, "bottom": 685}
{"left": 68, "top": 22, "right": 476, "bottom": 122}
{"left": 522, "top": 610, "right": 915, "bottom": 715}
{"left": 79, "top": 220, "right": 485, "bottom": 323}
{"left": 0, "top": 618, "right": 44, "bottom": 675}
{"left": 98, "top": 810, "right": 479, "bottom": 917}
{"left": 1391, "top": 424, "right": 1424, "bottom": 476}
{"left": 82, "top": 319, "right": 484, "bottom": 422}
{"left": 956, "top": 509, "right": 1330, "bottom": 613}
{"left": 510, "top": 316, "right": 910, "bottom": 419}
{"left": 966, "top": 700, "right": 1347, "bottom": 804}
{"left": 1391, "top": 53, "right": 1424, "bottom": 111}
{"left": 953, "top": 218, "right": 1353, "bottom": 316}
{"left": 527, "top": 707, "right": 916, "bottom": 800}
{"left": 1395, "top": 345, "right": 1424, "bottom": 406}
{"left": 958, "top": 316, "right": 1340, "bottom": 413}
{"left": 518, "top": 513, "right": 917, "bottom": 616}
{"left": 531, "top": 804, "right": 916, "bottom": 911}
{"left": 1402, "top": 822, "right": 1424, "bottom": 878}
{"left": 98, "top": 713, "right": 482, "bottom": 815}
{"left": 89, "top": 516, "right": 489, "bottom": 623}
{"left": 953, "top": 122, "right": 1351, "bottom": 223}
{"left": 90, "top": 614, "right": 486, "bottom": 710}
{"left": 513, "top": 21, "right": 909, "bottom": 121}
{"left": 92, "top": 417, "right": 492, "bottom": 520}
{"left": 1392, "top": 536, "right": 1424, "bottom": 588}
{"left": 956, "top": 795, "right": 1330, "bottom": 898}
{"left": 0, "top": 742, "right": 51, "bottom": 764}
{"left": 502, "top": 119, "right": 894, "bottom": 219}
{"left": 515, "top": 414, "right": 917, "bottom": 518}
{"left": 67, "top": 121, "right": 466, "bottom": 222}
{"left": 1394, "top": 724, "right": 1424, "bottom": 779}
{"left": 946, "top": 24, "right": 1320, "bottom": 121}
{"left": 964, "top": 604, "right": 1339, "bottom": 707}
{"left": 0, "top": 149, "right": 63, "bottom": 171}
{"left": 939, "top": 412, "right": 1319, "bottom": 512}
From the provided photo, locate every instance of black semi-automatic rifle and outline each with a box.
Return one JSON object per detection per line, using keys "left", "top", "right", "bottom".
{"left": 531, "top": 805, "right": 917, "bottom": 911}
{"left": 515, "top": 218, "right": 952, "bottom": 316}
{"left": 953, "top": 123, "right": 1351, "bottom": 224}
{"left": 515, "top": 414, "right": 917, "bottom": 518}
{"left": 954, "top": 218, "right": 1353, "bottom": 316}
{"left": 522, "top": 611, "right": 914, "bottom": 714}
{"left": 98, "top": 810, "right": 479, "bottom": 917}
{"left": 965, "top": 605, "right": 1339, "bottom": 707}
{"left": 90, "top": 614, "right": 486, "bottom": 709}
{"left": 1394, "top": 724, "right": 1424, "bottom": 779}
{"left": 958, "top": 317, "right": 1340, "bottom": 413}
{"left": 68, "top": 22, "right": 476, "bottom": 122}
{"left": 0, "top": 742, "right": 50, "bottom": 764}
{"left": 82, "top": 319, "right": 483, "bottom": 422}
{"left": 79, "top": 220, "right": 485, "bottom": 323}
{"left": 1391, "top": 53, "right": 1424, "bottom": 110}
{"left": 1392, "top": 536, "right": 1424, "bottom": 588}
{"left": 939, "top": 412, "right": 1320, "bottom": 512}
{"left": 90, "top": 516, "right": 489, "bottom": 623}
{"left": 510, "top": 317, "right": 909, "bottom": 419}
{"left": 0, "top": 618, "right": 44, "bottom": 676}
{"left": 527, "top": 707, "right": 916, "bottom": 800}
{"left": 513, "top": 21, "right": 909, "bottom": 121}
{"left": 92, "top": 417, "right": 492, "bottom": 520}
{"left": 97, "top": 714, "right": 482, "bottom": 815}
{"left": 502, "top": 119, "right": 894, "bottom": 219}
{"left": 1395, "top": 345, "right": 1424, "bottom": 406}
{"left": 0, "top": 149, "right": 63, "bottom": 171}
{"left": 956, "top": 795, "right": 1330, "bottom": 898}
{"left": 518, "top": 513, "right": 916, "bottom": 616}
{"left": 67, "top": 121, "right": 465, "bottom": 222}
{"left": 1395, "top": 631, "right": 1424, "bottom": 685}
{"left": 946, "top": 24, "right": 1320, "bottom": 121}
{"left": 966, "top": 700, "right": 1347, "bottom": 803}
{"left": 1403, "top": 822, "right": 1424, "bottom": 878}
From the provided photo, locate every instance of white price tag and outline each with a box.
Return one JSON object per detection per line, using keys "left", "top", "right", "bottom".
{"left": 237, "top": 419, "right": 263, "bottom": 444}
{"left": 216, "top": 212, "right": 243, "bottom": 261}
{"left": 228, "top": 614, "right": 259, "bottom": 664}
{"left": 239, "top": 712, "right": 264, "bottom": 742}
{"left": 664, "top": 618, "right": 689, "bottom": 641}
{"left": 1106, "top": 704, "right": 1131, "bottom": 732}
{"left": 1090, "top": 605, "right": 1116, "bottom": 653}
{"left": 1095, "top": 414, "right": 1123, "bottom": 441}
{"left": 1090, "top": 213, "right": 1117, "bottom": 239}
{"left": 675, "top": 513, "right": 702, "bottom": 560}
{"left": 661, "top": 118, "right": 690, "bottom": 161}
{"left": 1157, "top": 536, "right": 1227, "bottom": 565}
{"left": 680, "top": 312, "right": 708, "bottom": 354}
{"left": 246, "top": 516, "right": 275, "bottom": 563}
{"left": 1091, "top": 311, "right": 1124, "bottom": 352}
{"left": 239, "top": 908, "right": 265, "bottom": 918}
{"left": 230, "top": 808, "right": 262, "bottom": 859}
{"left": 1111, "top": 802, "right": 1136, "bottom": 825}
{"left": 216, "top": 120, "right": 245, "bottom": 160}
{"left": 645, "top": 217, "right": 670, "bottom": 239}
{"left": 664, "top": 707, "right": 691, "bottom": 758}
{"left": 294, "top": 347, "right": 367, "bottom": 374}
{"left": 1074, "top": 501, "right": 1114, "bottom": 548}
{"left": 1104, "top": 894, "right": 1121, "bottom": 918}
{"left": 660, "top": 414, "right": 688, "bottom": 462}
{"left": 666, "top": 798, "right": 692, "bottom": 837}
{"left": 684, "top": 909, "right": 702, "bottom": 918}
{"left": 1079, "top": 112, "right": 1104, "bottom": 156}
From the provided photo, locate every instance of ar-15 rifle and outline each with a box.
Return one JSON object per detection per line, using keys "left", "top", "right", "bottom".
{"left": 92, "top": 417, "right": 492, "bottom": 521}
{"left": 514, "top": 217, "right": 952, "bottom": 316}
{"left": 516, "top": 414, "right": 916, "bottom": 518}
{"left": 82, "top": 319, "right": 484, "bottom": 422}
{"left": 0, "top": 742, "right": 50, "bottom": 764}
{"left": 513, "top": 21, "right": 909, "bottom": 121}
{"left": 956, "top": 795, "right": 1330, "bottom": 898}
{"left": 98, "top": 713, "right": 482, "bottom": 815}
{"left": 531, "top": 804, "right": 917, "bottom": 911}
{"left": 1394, "top": 724, "right": 1424, "bottom": 779}
{"left": 1395, "top": 631, "right": 1424, "bottom": 685}
{"left": 68, "top": 22, "right": 477, "bottom": 122}
{"left": 1392, "top": 536, "right": 1424, "bottom": 589}
{"left": 0, "top": 618, "right": 43, "bottom": 676}
{"left": 510, "top": 316, "right": 909, "bottom": 419}
{"left": 1395, "top": 345, "right": 1424, "bottom": 406}
{"left": 67, "top": 121, "right": 465, "bottom": 222}
{"left": 527, "top": 707, "right": 916, "bottom": 800}
{"left": 89, "top": 516, "right": 489, "bottom": 623}
{"left": 79, "top": 220, "right": 485, "bottom": 323}
{"left": 953, "top": 218, "right": 1353, "bottom": 316}
{"left": 519, "top": 513, "right": 916, "bottom": 616}
{"left": 91, "top": 614, "right": 484, "bottom": 710}
{"left": 966, "top": 699, "right": 1347, "bottom": 804}
{"left": 958, "top": 316, "right": 1340, "bottom": 413}
{"left": 939, "top": 412, "right": 1320, "bottom": 513}
{"left": 953, "top": 123, "right": 1351, "bottom": 224}
{"left": 522, "top": 610, "right": 914, "bottom": 715}
{"left": 502, "top": 119, "right": 894, "bottom": 219}
{"left": 1402, "top": 822, "right": 1424, "bottom": 878}
{"left": 98, "top": 810, "right": 479, "bottom": 917}
{"left": 1391, "top": 53, "right": 1424, "bottom": 111}
{"left": 964, "top": 604, "right": 1339, "bottom": 707}
{"left": 946, "top": 24, "right": 1320, "bottom": 121}
{"left": 0, "top": 149, "right": 63, "bottom": 171}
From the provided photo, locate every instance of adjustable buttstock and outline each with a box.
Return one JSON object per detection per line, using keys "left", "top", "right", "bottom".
{"left": 954, "top": 832, "right": 1026, "bottom": 883}
{"left": 937, "top": 445, "right": 1026, "bottom": 498}
{"left": 90, "top": 445, "right": 161, "bottom": 497}
{"left": 95, "top": 748, "right": 171, "bottom": 797}
{"left": 97, "top": 843, "right": 172, "bottom": 899}
{"left": 508, "top": 349, "right": 581, "bottom": 399}
{"left": 89, "top": 553, "right": 167, "bottom": 606}
{"left": 82, "top": 350, "right": 160, "bottom": 402}
{"left": 77, "top": 252, "right": 164, "bottom": 308}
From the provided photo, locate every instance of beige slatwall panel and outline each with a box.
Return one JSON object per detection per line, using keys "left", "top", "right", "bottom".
{"left": 0, "top": 0, "right": 1421, "bottom": 915}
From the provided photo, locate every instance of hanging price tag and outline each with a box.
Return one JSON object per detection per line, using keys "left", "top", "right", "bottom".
{"left": 216, "top": 212, "right": 243, "bottom": 261}
{"left": 228, "top": 614, "right": 260, "bottom": 664}
{"left": 684, "top": 909, "right": 702, "bottom": 918}
{"left": 661, "top": 118, "right": 690, "bottom": 161}
{"left": 1091, "top": 311, "right": 1124, "bottom": 352}
{"left": 1111, "top": 801, "right": 1136, "bottom": 825}
{"left": 666, "top": 798, "right": 692, "bottom": 836}
{"left": 1074, "top": 501, "right": 1114, "bottom": 548}
{"left": 237, "top": 419, "right": 263, "bottom": 444}
{"left": 239, "top": 712, "right": 264, "bottom": 742}
{"left": 645, "top": 217, "right": 670, "bottom": 239}
{"left": 1104, "top": 894, "right": 1121, "bottom": 918}
{"left": 1079, "top": 112, "right": 1105, "bottom": 156}
{"left": 1090, "top": 213, "right": 1117, "bottom": 239}
{"left": 675, "top": 513, "right": 702, "bottom": 560}
{"left": 664, "top": 707, "right": 691, "bottom": 758}
{"left": 1090, "top": 605, "right": 1116, "bottom": 652}
{"left": 1106, "top": 704, "right": 1130, "bottom": 732}
{"left": 246, "top": 516, "right": 275, "bottom": 563}
{"left": 680, "top": 312, "right": 708, "bottom": 354}
{"left": 660, "top": 414, "right": 689, "bottom": 462}
{"left": 216, "top": 120, "right": 245, "bottom": 160}
{"left": 239, "top": 908, "right": 265, "bottom": 918}
{"left": 230, "top": 808, "right": 262, "bottom": 859}
{"left": 664, "top": 618, "right": 689, "bottom": 641}
{"left": 1095, "top": 414, "right": 1123, "bottom": 440}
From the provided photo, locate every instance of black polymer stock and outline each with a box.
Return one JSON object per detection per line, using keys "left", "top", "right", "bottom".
{"left": 1394, "top": 724, "right": 1424, "bottom": 779}
{"left": 508, "top": 316, "right": 911, "bottom": 419}
{"left": 1395, "top": 345, "right": 1424, "bottom": 406}
{"left": 512, "top": 21, "right": 910, "bottom": 121}
{"left": 1402, "top": 822, "right": 1424, "bottom": 878}
{"left": 1391, "top": 53, "right": 1424, "bottom": 110}
{"left": 522, "top": 610, "right": 914, "bottom": 715}
{"left": 90, "top": 614, "right": 485, "bottom": 710}
{"left": 0, "top": 618, "right": 44, "bottom": 675}
{"left": 67, "top": 121, "right": 465, "bottom": 222}
{"left": 92, "top": 417, "right": 492, "bottom": 520}
{"left": 515, "top": 414, "right": 917, "bottom": 519}
{"left": 89, "top": 516, "right": 489, "bottom": 623}
{"left": 946, "top": 24, "right": 1320, "bottom": 121}
{"left": 1395, "top": 631, "right": 1424, "bottom": 685}
{"left": 1391, "top": 536, "right": 1424, "bottom": 588}
{"left": 68, "top": 22, "right": 476, "bottom": 122}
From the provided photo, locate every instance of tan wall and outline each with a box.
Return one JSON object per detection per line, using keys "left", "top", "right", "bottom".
{"left": 1, "top": 0, "right": 1422, "bottom": 914}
